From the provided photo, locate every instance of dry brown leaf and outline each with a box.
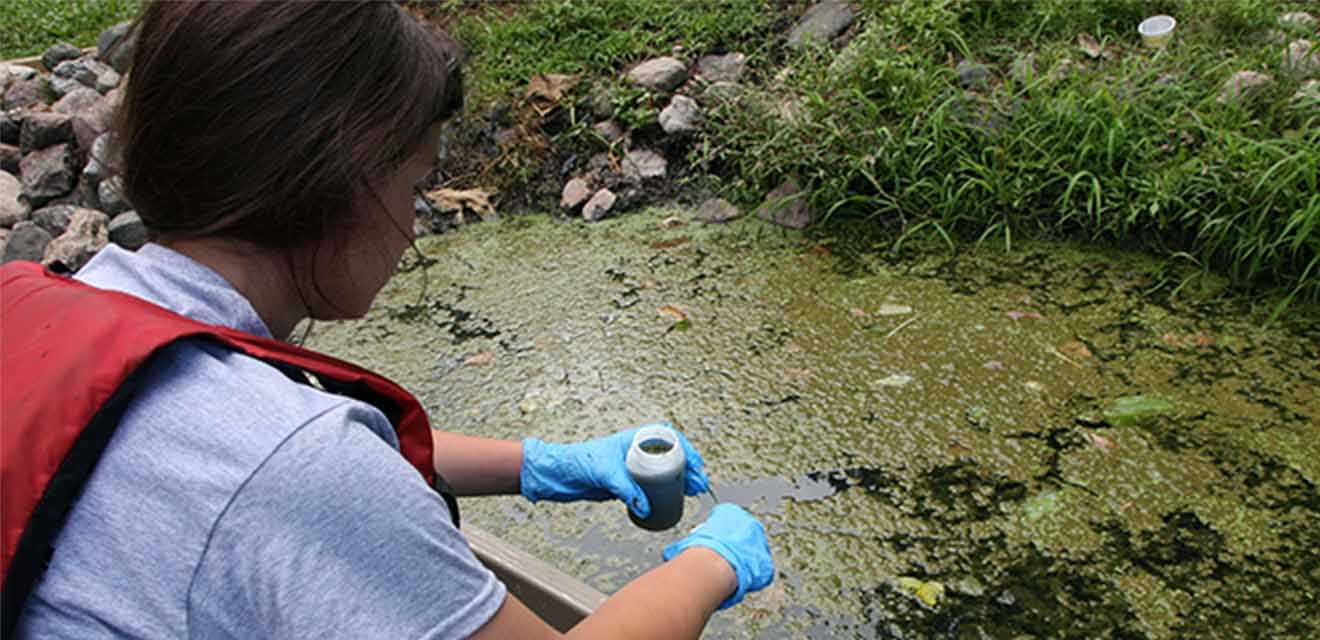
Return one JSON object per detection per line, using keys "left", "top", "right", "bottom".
{"left": 657, "top": 305, "right": 688, "bottom": 322}
{"left": 784, "top": 342, "right": 803, "bottom": 354}
{"left": 1078, "top": 34, "right": 1103, "bottom": 59}
{"left": 464, "top": 350, "right": 496, "bottom": 366}
{"left": 1058, "top": 340, "right": 1093, "bottom": 359}
{"left": 1082, "top": 429, "right": 1115, "bottom": 451}
{"left": 1160, "top": 332, "right": 1181, "bottom": 347}
{"left": 785, "top": 367, "right": 811, "bottom": 378}
{"left": 1193, "top": 332, "right": 1214, "bottom": 347}
{"left": 657, "top": 216, "right": 687, "bottom": 230}
{"left": 806, "top": 244, "right": 832, "bottom": 256}
{"left": 650, "top": 236, "right": 690, "bottom": 249}
{"left": 524, "top": 73, "right": 577, "bottom": 103}
{"left": 423, "top": 187, "right": 498, "bottom": 223}
{"left": 851, "top": 308, "right": 869, "bottom": 317}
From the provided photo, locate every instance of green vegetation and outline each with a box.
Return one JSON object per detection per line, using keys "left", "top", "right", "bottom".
{"left": 445, "top": 0, "right": 1319, "bottom": 306}
{"left": 0, "top": 0, "right": 137, "bottom": 59}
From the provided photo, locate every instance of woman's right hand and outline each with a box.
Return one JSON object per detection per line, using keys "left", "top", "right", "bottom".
{"left": 662, "top": 504, "right": 774, "bottom": 609}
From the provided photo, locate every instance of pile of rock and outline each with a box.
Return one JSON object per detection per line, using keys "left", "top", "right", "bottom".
{"left": 2, "top": 23, "right": 145, "bottom": 271}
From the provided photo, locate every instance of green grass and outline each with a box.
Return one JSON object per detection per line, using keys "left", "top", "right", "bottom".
{"left": 701, "top": 0, "right": 1320, "bottom": 304}
{"left": 0, "top": 0, "right": 138, "bottom": 60}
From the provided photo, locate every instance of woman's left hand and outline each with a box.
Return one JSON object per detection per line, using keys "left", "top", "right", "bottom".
{"left": 520, "top": 422, "right": 710, "bottom": 517}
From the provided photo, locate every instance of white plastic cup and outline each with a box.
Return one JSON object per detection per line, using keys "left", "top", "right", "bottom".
{"left": 1139, "top": 15, "right": 1177, "bottom": 48}
{"left": 625, "top": 426, "right": 686, "bottom": 531}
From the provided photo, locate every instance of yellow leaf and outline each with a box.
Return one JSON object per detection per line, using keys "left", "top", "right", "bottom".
{"left": 464, "top": 350, "right": 495, "bottom": 366}
{"left": 657, "top": 306, "right": 688, "bottom": 322}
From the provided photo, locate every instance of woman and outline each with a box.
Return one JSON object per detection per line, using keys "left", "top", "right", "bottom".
{"left": 1, "top": 2, "right": 772, "bottom": 638}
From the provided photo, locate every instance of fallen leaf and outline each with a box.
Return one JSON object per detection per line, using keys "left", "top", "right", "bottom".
{"left": 878, "top": 373, "right": 914, "bottom": 387}
{"left": 850, "top": 307, "right": 868, "bottom": 317}
{"left": 464, "top": 350, "right": 496, "bottom": 366}
{"left": 1024, "top": 380, "right": 1046, "bottom": 393}
{"left": 524, "top": 73, "right": 577, "bottom": 104}
{"left": 806, "top": 244, "right": 832, "bottom": 256}
{"left": 1160, "top": 332, "right": 1181, "bottom": 347}
{"left": 650, "top": 236, "right": 690, "bottom": 249}
{"left": 895, "top": 44, "right": 910, "bottom": 53}
{"left": 784, "top": 342, "right": 803, "bottom": 353}
{"left": 1058, "top": 340, "right": 1093, "bottom": 359}
{"left": 657, "top": 216, "right": 687, "bottom": 229}
{"left": 1081, "top": 429, "right": 1115, "bottom": 451}
{"left": 1078, "top": 33, "right": 1103, "bottom": 59}
{"left": 983, "top": 360, "right": 1005, "bottom": 370}
{"left": 784, "top": 367, "right": 811, "bottom": 378}
{"left": 897, "top": 577, "right": 945, "bottom": 608}
{"left": 1193, "top": 332, "right": 1214, "bottom": 347}
{"left": 657, "top": 305, "right": 688, "bottom": 322}
{"left": 876, "top": 303, "right": 913, "bottom": 316}
{"left": 949, "top": 441, "right": 974, "bottom": 456}
{"left": 423, "top": 187, "right": 498, "bottom": 223}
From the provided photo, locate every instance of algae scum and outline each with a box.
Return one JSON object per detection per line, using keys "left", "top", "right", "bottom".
{"left": 308, "top": 212, "right": 1319, "bottom": 639}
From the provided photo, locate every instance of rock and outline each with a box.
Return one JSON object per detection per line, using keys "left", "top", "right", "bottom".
{"left": 2, "top": 221, "right": 52, "bottom": 263}
{"left": 622, "top": 149, "right": 667, "bottom": 181}
{"left": 1010, "top": 53, "right": 1037, "bottom": 84}
{"left": 19, "top": 144, "right": 76, "bottom": 207}
{"left": 97, "top": 175, "right": 130, "bottom": 215}
{"left": 560, "top": 177, "right": 591, "bottom": 211}
{"left": 701, "top": 81, "right": 743, "bottom": 105}
{"left": 957, "top": 60, "right": 992, "bottom": 89}
{"left": 97, "top": 22, "right": 137, "bottom": 73}
{"left": 592, "top": 120, "right": 625, "bottom": 144}
{"left": 788, "top": 1, "right": 857, "bottom": 48}
{"left": 43, "top": 208, "right": 108, "bottom": 271}
{"left": 755, "top": 178, "right": 815, "bottom": 229}
{"left": 108, "top": 211, "right": 148, "bottom": 250}
{"left": 0, "top": 113, "right": 18, "bottom": 144}
{"left": 587, "top": 85, "right": 615, "bottom": 119}
{"left": 1, "top": 170, "right": 28, "bottom": 226}
{"left": 41, "top": 43, "right": 82, "bottom": 72}
{"left": 627, "top": 57, "right": 688, "bottom": 92}
{"left": 581, "top": 189, "right": 617, "bottom": 222}
{"left": 0, "top": 144, "right": 18, "bottom": 174}
{"left": 1, "top": 63, "right": 38, "bottom": 89}
{"left": 89, "top": 131, "right": 119, "bottom": 170}
{"left": 95, "top": 68, "right": 121, "bottom": 94}
{"left": 1296, "top": 79, "right": 1320, "bottom": 100}
{"left": 695, "top": 197, "right": 741, "bottom": 223}
{"left": 1217, "top": 70, "right": 1274, "bottom": 103}
{"left": 49, "top": 75, "right": 84, "bottom": 99}
{"left": 32, "top": 204, "right": 82, "bottom": 236}
{"left": 697, "top": 53, "right": 747, "bottom": 83}
{"left": 19, "top": 112, "right": 74, "bottom": 153}
{"left": 53, "top": 88, "right": 114, "bottom": 153}
{"left": 1279, "top": 12, "right": 1316, "bottom": 28}
{"left": 659, "top": 95, "right": 702, "bottom": 135}
{"left": 4, "top": 77, "right": 50, "bottom": 111}
{"left": 1284, "top": 39, "right": 1319, "bottom": 76}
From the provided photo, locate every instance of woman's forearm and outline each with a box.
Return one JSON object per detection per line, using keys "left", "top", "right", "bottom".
{"left": 568, "top": 546, "right": 736, "bottom": 640}
{"left": 430, "top": 430, "right": 523, "bottom": 496}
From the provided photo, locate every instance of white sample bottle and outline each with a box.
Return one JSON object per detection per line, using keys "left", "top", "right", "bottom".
{"left": 625, "top": 425, "right": 686, "bottom": 531}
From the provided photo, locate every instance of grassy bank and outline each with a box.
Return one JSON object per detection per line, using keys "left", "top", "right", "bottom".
{"left": 446, "top": 0, "right": 1319, "bottom": 307}
{"left": 0, "top": 0, "right": 137, "bottom": 59}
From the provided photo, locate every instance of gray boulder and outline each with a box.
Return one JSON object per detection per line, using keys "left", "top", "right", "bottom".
{"left": 43, "top": 208, "right": 109, "bottom": 271}
{"left": 95, "top": 68, "right": 122, "bottom": 94}
{"left": 592, "top": 120, "right": 625, "bottom": 144}
{"left": 4, "top": 77, "right": 50, "bottom": 111}
{"left": 108, "top": 211, "right": 148, "bottom": 250}
{"left": 54, "top": 88, "right": 114, "bottom": 153}
{"left": 53, "top": 59, "right": 119, "bottom": 94}
{"left": 1279, "top": 12, "right": 1316, "bottom": 28}
{"left": 695, "top": 197, "right": 742, "bottom": 223}
{"left": 1285, "top": 39, "right": 1319, "bottom": 76}
{"left": 97, "top": 175, "right": 130, "bottom": 215}
{"left": 957, "top": 60, "right": 993, "bottom": 89}
{"left": 19, "top": 144, "right": 77, "bottom": 207}
{"left": 97, "top": 22, "right": 137, "bottom": 73}
{"left": 701, "top": 81, "right": 743, "bottom": 106}
{"left": 697, "top": 53, "right": 747, "bottom": 83}
{"left": 0, "top": 112, "right": 18, "bottom": 144}
{"left": 788, "top": 1, "right": 857, "bottom": 48}
{"left": 1218, "top": 70, "right": 1274, "bottom": 103}
{"left": 2, "top": 221, "right": 53, "bottom": 263}
{"left": 1, "top": 63, "right": 38, "bottom": 90}
{"left": 659, "top": 95, "right": 702, "bottom": 135}
{"left": 0, "top": 144, "right": 19, "bottom": 174}
{"left": 19, "top": 112, "right": 74, "bottom": 153}
{"left": 622, "top": 149, "right": 667, "bottom": 182}
{"left": 582, "top": 189, "right": 617, "bottom": 222}
{"left": 1, "top": 170, "right": 28, "bottom": 226}
{"left": 49, "top": 75, "right": 84, "bottom": 99}
{"left": 41, "top": 43, "right": 82, "bottom": 72}
{"left": 560, "top": 177, "right": 591, "bottom": 211}
{"left": 627, "top": 57, "right": 688, "bottom": 92}
{"left": 32, "top": 204, "right": 78, "bottom": 236}
{"left": 756, "top": 178, "right": 815, "bottom": 229}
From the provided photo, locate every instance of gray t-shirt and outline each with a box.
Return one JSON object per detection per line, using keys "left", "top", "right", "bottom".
{"left": 16, "top": 244, "right": 506, "bottom": 638}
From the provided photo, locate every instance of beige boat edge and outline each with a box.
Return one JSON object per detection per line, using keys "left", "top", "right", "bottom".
{"left": 465, "top": 525, "right": 608, "bottom": 632}
{"left": 3, "top": 46, "right": 97, "bottom": 71}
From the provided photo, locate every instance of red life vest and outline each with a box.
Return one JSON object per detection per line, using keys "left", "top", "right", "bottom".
{"left": 0, "top": 261, "right": 456, "bottom": 636}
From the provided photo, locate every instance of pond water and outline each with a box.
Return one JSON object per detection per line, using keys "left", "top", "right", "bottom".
{"left": 306, "top": 210, "right": 1319, "bottom": 638}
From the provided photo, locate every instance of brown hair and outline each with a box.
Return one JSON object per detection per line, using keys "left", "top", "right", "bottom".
{"left": 116, "top": 0, "right": 463, "bottom": 247}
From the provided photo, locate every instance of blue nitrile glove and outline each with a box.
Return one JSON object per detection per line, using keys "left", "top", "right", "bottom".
{"left": 662, "top": 504, "right": 774, "bottom": 610}
{"left": 520, "top": 422, "right": 711, "bottom": 517}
